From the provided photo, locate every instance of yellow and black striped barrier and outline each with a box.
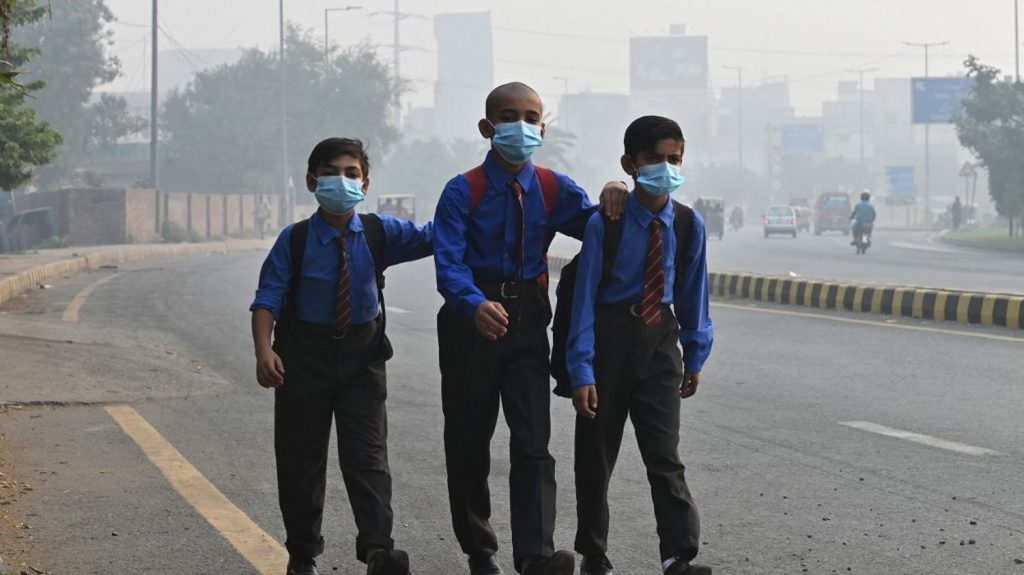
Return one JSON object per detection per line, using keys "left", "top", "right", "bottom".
{"left": 708, "top": 272, "right": 1024, "bottom": 330}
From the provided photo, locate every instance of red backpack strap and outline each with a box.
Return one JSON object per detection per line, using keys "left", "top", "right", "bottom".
{"left": 534, "top": 166, "right": 560, "bottom": 217}
{"left": 464, "top": 165, "right": 488, "bottom": 213}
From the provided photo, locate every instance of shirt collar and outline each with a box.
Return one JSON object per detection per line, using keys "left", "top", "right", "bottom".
{"left": 483, "top": 150, "right": 536, "bottom": 194}
{"left": 627, "top": 191, "right": 675, "bottom": 229}
{"left": 310, "top": 209, "right": 362, "bottom": 245}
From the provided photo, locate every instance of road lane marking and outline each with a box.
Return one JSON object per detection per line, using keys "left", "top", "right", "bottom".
{"left": 105, "top": 405, "right": 286, "bottom": 573}
{"left": 62, "top": 272, "right": 121, "bottom": 322}
{"left": 839, "top": 421, "right": 1002, "bottom": 456}
{"left": 386, "top": 305, "right": 412, "bottom": 314}
{"left": 712, "top": 302, "right": 1024, "bottom": 343}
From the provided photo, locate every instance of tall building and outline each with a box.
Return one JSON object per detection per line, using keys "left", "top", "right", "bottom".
{"left": 716, "top": 80, "right": 795, "bottom": 175}
{"left": 433, "top": 12, "right": 494, "bottom": 142}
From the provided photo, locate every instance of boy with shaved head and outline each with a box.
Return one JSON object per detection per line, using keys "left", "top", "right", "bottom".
{"left": 433, "top": 82, "right": 628, "bottom": 575}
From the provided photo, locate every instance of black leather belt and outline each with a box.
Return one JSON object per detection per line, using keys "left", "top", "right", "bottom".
{"left": 476, "top": 278, "right": 540, "bottom": 300}
{"left": 289, "top": 318, "right": 376, "bottom": 340}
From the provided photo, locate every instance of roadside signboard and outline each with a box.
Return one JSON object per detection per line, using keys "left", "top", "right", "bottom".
{"left": 885, "top": 166, "right": 916, "bottom": 205}
{"left": 781, "top": 123, "right": 825, "bottom": 154}
{"left": 912, "top": 77, "right": 974, "bottom": 124}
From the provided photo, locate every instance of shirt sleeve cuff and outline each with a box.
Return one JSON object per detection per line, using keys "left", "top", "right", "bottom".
{"left": 249, "top": 303, "right": 281, "bottom": 321}
{"left": 458, "top": 293, "right": 487, "bottom": 321}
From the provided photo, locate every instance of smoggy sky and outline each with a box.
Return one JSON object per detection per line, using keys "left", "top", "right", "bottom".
{"left": 102, "top": 0, "right": 1019, "bottom": 116}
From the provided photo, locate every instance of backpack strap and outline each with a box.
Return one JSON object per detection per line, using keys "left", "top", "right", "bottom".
{"left": 672, "top": 200, "right": 695, "bottom": 267}
{"left": 358, "top": 213, "right": 387, "bottom": 290}
{"left": 465, "top": 164, "right": 560, "bottom": 216}
{"left": 285, "top": 219, "right": 311, "bottom": 319}
{"left": 598, "top": 212, "right": 624, "bottom": 287}
{"left": 534, "top": 166, "right": 560, "bottom": 217}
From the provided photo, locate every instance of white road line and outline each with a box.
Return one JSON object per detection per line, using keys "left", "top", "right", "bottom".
{"left": 386, "top": 306, "right": 412, "bottom": 314}
{"left": 839, "top": 421, "right": 1002, "bottom": 456}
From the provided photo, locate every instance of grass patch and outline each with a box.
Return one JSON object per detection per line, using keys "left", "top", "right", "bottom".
{"left": 946, "top": 229, "right": 1024, "bottom": 243}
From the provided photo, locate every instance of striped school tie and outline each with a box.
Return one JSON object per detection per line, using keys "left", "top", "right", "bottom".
{"left": 334, "top": 236, "right": 352, "bottom": 331}
{"left": 641, "top": 221, "right": 664, "bottom": 326}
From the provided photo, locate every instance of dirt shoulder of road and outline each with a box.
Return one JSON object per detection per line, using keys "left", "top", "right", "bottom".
{"left": 0, "top": 408, "right": 43, "bottom": 575}
{"left": 940, "top": 229, "right": 1024, "bottom": 253}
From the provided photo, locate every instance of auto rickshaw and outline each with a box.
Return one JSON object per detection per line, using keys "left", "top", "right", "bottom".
{"left": 695, "top": 196, "right": 725, "bottom": 240}
{"left": 376, "top": 194, "right": 415, "bottom": 221}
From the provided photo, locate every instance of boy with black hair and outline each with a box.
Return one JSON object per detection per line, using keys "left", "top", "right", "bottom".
{"left": 566, "top": 116, "right": 714, "bottom": 575}
{"left": 433, "top": 82, "right": 628, "bottom": 575}
{"left": 251, "top": 137, "right": 432, "bottom": 575}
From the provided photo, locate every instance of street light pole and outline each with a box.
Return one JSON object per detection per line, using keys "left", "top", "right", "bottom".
{"left": 279, "top": 0, "right": 291, "bottom": 223}
{"left": 324, "top": 6, "right": 362, "bottom": 66}
{"left": 1016, "top": 0, "right": 1021, "bottom": 82}
{"left": 850, "top": 67, "right": 879, "bottom": 171}
{"left": 904, "top": 40, "right": 948, "bottom": 224}
{"left": 150, "top": 0, "right": 158, "bottom": 190}
{"left": 723, "top": 65, "right": 743, "bottom": 172}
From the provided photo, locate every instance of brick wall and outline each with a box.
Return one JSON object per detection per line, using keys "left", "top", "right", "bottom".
{"left": 126, "top": 189, "right": 161, "bottom": 243}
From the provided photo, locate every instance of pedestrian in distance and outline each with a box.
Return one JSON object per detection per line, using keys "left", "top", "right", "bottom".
{"left": 250, "top": 138, "right": 433, "bottom": 575}
{"left": 255, "top": 196, "right": 272, "bottom": 240}
{"left": 566, "top": 116, "right": 714, "bottom": 575}
{"left": 952, "top": 196, "right": 963, "bottom": 231}
{"left": 432, "top": 81, "right": 629, "bottom": 575}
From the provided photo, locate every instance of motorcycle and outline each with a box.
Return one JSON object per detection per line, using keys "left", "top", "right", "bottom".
{"left": 852, "top": 222, "right": 873, "bottom": 255}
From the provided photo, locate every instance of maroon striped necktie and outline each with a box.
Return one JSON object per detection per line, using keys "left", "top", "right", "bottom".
{"left": 641, "top": 221, "right": 665, "bottom": 326}
{"left": 510, "top": 178, "right": 526, "bottom": 280}
{"left": 334, "top": 236, "right": 352, "bottom": 331}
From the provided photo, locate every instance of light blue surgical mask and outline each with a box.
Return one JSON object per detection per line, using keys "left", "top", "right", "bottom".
{"left": 636, "top": 162, "right": 687, "bottom": 197}
{"left": 490, "top": 121, "right": 544, "bottom": 165}
{"left": 313, "top": 175, "right": 365, "bottom": 215}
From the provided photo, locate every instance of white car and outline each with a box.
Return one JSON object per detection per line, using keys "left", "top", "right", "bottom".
{"left": 763, "top": 205, "right": 798, "bottom": 238}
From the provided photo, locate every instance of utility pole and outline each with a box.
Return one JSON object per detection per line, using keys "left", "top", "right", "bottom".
{"left": 280, "top": 0, "right": 291, "bottom": 223}
{"left": 904, "top": 40, "right": 948, "bottom": 224}
{"left": 1017, "top": 0, "right": 1021, "bottom": 82}
{"left": 150, "top": 0, "right": 158, "bottom": 189}
{"left": 723, "top": 65, "right": 744, "bottom": 172}
{"left": 324, "top": 6, "right": 362, "bottom": 66}
{"left": 393, "top": 0, "right": 401, "bottom": 121}
{"left": 850, "top": 67, "right": 878, "bottom": 171}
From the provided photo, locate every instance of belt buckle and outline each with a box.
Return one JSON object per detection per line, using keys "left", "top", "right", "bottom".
{"left": 629, "top": 303, "right": 644, "bottom": 317}
{"left": 500, "top": 282, "right": 522, "bottom": 300}
{"left": 330, "top": 331, "right": 349, "bottom": 340}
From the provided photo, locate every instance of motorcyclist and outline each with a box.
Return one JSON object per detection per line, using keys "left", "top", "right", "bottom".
{"left": 849, "top": 191, "right": 876, "bottom": 246}
{"left": 729, "top": 204, "right": 744, "bottom": 230}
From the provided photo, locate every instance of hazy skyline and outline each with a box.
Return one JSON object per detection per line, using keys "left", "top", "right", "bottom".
{"left": 102, "top": 0, "right": 1019, "bottom": 116}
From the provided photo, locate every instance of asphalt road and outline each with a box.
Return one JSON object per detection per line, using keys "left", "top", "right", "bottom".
{"left": 551, "top": 226, "right": 1024, "bottom": 295}
{"left": 1, "top": 252, "right": 1023, "bottom": 574}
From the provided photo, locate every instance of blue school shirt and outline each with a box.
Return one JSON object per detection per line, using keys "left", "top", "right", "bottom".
{"left": 566, "top": 193, "right": 714, "bottom": 387}
{"left": 433, "top": 151, "right": 596, "bottom": 320}
{"left": 250, "top": 210, "right": 433, "bottom": 325}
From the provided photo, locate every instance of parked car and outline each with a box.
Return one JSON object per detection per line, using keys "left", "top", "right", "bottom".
{"left": 814, "top": 192, "right": 852, "bottom": 235}
{"left": 377, "top": 194, "right": 416, "bottom": 221}
{"left": 763, "top": 205, "right": 798, "bottom": 238}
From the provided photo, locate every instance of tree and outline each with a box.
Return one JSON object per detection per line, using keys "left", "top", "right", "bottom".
{"left": 531, "top": 114, "right": 576, "bottom": 173}
{"left": 12, "top": 0, "right": 143, "bottom": 189}
{"left": 160, "top": 26, "right": 400, "bottom": 201}
{"left": 955, "top": 55, "right": 1024, "bottom": 237}
{"left": 0, "top": 0, "right": 61, "bottom": 191}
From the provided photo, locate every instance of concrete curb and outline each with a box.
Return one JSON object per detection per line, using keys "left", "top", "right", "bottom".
{"left": 938, "top": 232, "right": 1024, "bottom": 254}
{"left": 0, "top": 241, "right": 266, "bottom": 308}
{"left": 708, "top": 272, "right": 1024, "bottom": 330}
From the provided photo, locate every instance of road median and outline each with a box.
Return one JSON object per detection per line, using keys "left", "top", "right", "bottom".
{"left": 0, "top": 240, "right": 268, "bottom": 308}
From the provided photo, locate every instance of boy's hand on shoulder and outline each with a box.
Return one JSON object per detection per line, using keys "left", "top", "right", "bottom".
{"left": 572, "top": 385, "right": 599, "bottom": 419}
{"left": 680, "top": 371, "right": 701, "bottom": 399}
{"left": 256, "top": 349, "right": 286, "bottom": 388}
{"left": 599, "top": 181, "right": 630, "bottom": 221}
{"left": 474, "top": 301, "right": 509, "bottom": 341}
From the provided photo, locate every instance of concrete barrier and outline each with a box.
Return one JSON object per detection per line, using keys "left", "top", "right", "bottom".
{"left": 707, "top": 272, "right": 1023, "bottom": 330}
{"left": 0, "top": 241, "right": 266, "bottom": 308}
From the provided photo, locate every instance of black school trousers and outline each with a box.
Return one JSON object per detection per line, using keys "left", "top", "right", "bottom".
{"left": 273, "top": 318, "right": 394, "bottom": 563}
{"left": 437, "top": 288, "right": 557, "bottom": 572}
{"left": 574, "top": 304, "right": 701, "bottom": 563}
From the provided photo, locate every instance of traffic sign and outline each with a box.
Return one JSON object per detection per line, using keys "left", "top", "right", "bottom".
{"left": 885, "top": 166, "right": 916, "bottom": 205}
{"left": 781, "top": 124, "right": 824, "bottom": 154}
{"left": 959, "top": 162, "right": 977, "bottom": 178}
{"left": 912, "top": 77, "right": 974, "bottom": 124}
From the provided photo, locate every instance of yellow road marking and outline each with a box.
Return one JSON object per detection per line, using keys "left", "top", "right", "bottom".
{"left": 870, "top": 288, "right": 884, "bottom": 314}
{"left": 912, "top": 290, "right": 926, "bottom": 319}
{"left": 956, "top": 294, "right": 972, "bottom": 324}
{"left": 63, "top": 272, "right": 121, "bottom": 322}
{"left": 893, "top": 288, "right": 908, "bottom": 318}
{"left": 934, "top": 292, "right": 949, "bottom": 322}
{"left": 1009, "top": 298, "right": 1023, "bottom": 330}
{"left": 981, "top": 295, "right": 998, "bottom": 326}
{"left": 105, "top": 405, "right": 287, "bottom": 574}
{"left": 713, "top": 302, "right": 1024, "bottom": 343}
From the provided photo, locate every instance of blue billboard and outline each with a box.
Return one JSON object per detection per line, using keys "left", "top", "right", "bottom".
{"left": 885, "top": 166, "right": 915, "bottom": 205}
{"left": 781, "top": 124, "right": 824, "bottom": 154}
{"left": 912, "top": 77, "right": 974, "bottom": 124}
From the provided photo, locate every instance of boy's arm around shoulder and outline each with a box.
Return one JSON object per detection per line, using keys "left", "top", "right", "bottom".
{"left": 377, "top": 214, "right": 434, "bottom": 266}
{"left": 673, "top": 209, "right": 713, "bottom": 374}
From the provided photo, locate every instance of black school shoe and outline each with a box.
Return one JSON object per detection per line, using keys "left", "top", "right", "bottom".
{"left": 286, "top": 558, "right": 319, "bottom": 575}
{"left": 522, "top": 550, "right": 575, "bottom": 575}
{"left": 468, "top": 553, "right": 504, "bottom": 575}
{"left": 664, "top": 561, "right": 712, "bottom": 575}
{"left": 579, "top": 553, "right": 613, "bottom": 575}
{"left": 367, "top": 548, "right": 411, "bottom": 575}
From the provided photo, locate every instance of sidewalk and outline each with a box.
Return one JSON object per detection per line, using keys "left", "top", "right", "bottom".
{"left": 0, "top": 239, "right": 270, "bottom": 308}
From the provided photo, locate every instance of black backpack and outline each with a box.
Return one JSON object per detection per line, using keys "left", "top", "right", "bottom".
{"left": 549, "top": 201, "right": 695, "bottom": 397}
{"left": 279, "top": 213, "right": 393, "bottom": 362}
